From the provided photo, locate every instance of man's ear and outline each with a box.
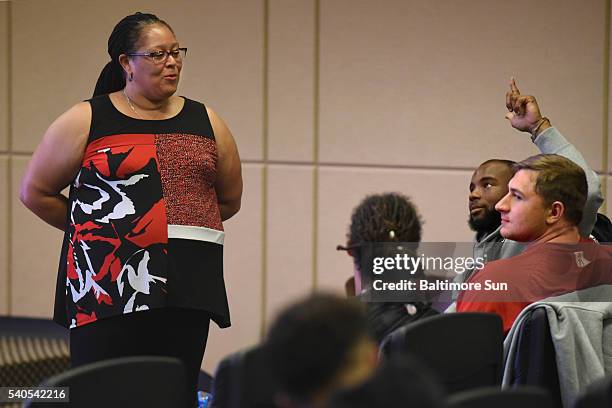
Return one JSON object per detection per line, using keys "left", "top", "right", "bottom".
{"left": 546, "top": 201, "right": 565, "bottom": 225}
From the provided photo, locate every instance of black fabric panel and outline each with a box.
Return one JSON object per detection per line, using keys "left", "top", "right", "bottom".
{"left": 167, "top": 238, "right": 230, "bottom": 329}
{"left": 53, "top": 236, "right": 69, "bottom": 328}
{"left": 87, "top": 94, "right": 215, "bottom": 142}
{"left": 512, "top": 308, "right": 562, "bottom": 407}
{"left": 53, "top": 186, "right": 75, "bottom": 328}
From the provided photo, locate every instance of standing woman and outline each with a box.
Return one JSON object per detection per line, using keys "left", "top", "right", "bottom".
{"left": 20, "top": 12, "right": 242, "bottom": 405}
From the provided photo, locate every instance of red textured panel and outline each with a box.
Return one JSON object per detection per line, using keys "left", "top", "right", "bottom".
{"left": 155, "top": 134, "right": 223, "bottom": 231}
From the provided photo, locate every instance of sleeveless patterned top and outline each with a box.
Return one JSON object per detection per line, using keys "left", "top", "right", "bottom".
{"left": 53, "top": 94, "right": 230, "bottom": 329}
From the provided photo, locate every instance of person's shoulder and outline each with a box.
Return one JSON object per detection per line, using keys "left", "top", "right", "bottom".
{"left": 51, "top": 101, "right": 91, "bottom": 132}
{"left": 39, "top": 100, "right": 91, "bottom": 153}
{"left": 179, "top": 96, "right": 206, "bottom": 109}
{"left": 71, "top": 100, "right": 93, "bottom": 114}
{"left": 596, "top": 242, "right": 612, "bottom": 254}
{"left": 499, "top": 243, "right": 562, "bottom": 274}
{"left": 178, "top": 95, "right": 198, "bottom": 102}
{"left": 180, "top": 97, "right": 219, "bottom": 119}
{"left": 59, "top": 100, "right": 92, "bottom": 114}
{"left": 179, "top": 96, "right": 217, "bottom": 121}
{"left": 477, "top": 226, "right": 503, "bottom": 243}
{"left": 86, "top": 94, "right": 108, "bottom": 103}
{"left": 475, "top": 250, "right": 536, "bottom": 281}
{"left": 200, "top": 104, "right": 231, "bottom": 138}
{"left": 474, "top": 259, "right": 511, "bottom": 278}
{"left": 590, "top": 240, "right": 612, "bottom": 261}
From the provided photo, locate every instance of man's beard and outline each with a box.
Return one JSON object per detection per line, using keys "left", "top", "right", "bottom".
{"left": 468, "top": 208, "right": 501, "bottom": 235}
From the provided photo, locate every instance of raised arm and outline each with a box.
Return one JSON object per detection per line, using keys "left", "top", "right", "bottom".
{"left": 208, "top": 107, "right": 243, "bottom": 221}
{"left": 505, "top": 78, "right": 603, "bottom": 237}
{"left": 19, "top": 102, "right": 91, "bottom": 230}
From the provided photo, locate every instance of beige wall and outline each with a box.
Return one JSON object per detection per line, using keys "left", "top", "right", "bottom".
{"left": 1, "top": 0, "right": 610, "bottom": 373}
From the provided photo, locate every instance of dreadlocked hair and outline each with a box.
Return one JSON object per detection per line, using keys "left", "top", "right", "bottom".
{"left": 348, "top": 193, "right": 422, "bottom": 263}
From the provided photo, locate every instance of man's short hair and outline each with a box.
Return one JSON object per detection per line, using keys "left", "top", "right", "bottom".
{"left": 478, "top": 158, "right": 516, "bottom": 170}
{"left": 512, "top": 154, "right": 587, "bottom": 226}
{"left": 265, "top": 294, "right": 371, "bottom": 403}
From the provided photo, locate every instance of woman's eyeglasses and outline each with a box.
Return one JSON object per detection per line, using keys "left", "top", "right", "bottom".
{"left": 127, "top": 48, "right": 187, "bottom": 64}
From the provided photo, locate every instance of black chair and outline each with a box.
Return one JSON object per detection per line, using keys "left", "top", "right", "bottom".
{"left": 329, "top": 352, "right": 445, "bottom": 408}
{"left": 511, "top": 307, "right": 562, "bottom": 407}
{"left": 210, "top": 345, "right": 277, "bottom": 408}
{"left": 380, "top": 312, "right": 503, "bottom": 394}
{"left": 0, "top": 316, "right": 69, "bottom": 340}
{"left": 591, "top": 213, "right": 612, "bottom": 244}
{"left": 24, "top": 356, "right": 188, "bottom": 408}
{"left": 447, "top": 386, "right": 552, "bottom": 408}
{"left": 574, "top": 375, "right": 612, "bottom": 408}
{"left": 0, "top": 316, "right": 70, "bottom": 387}
{"left": 198, "top": 369, "right": 214, "bottom": 393}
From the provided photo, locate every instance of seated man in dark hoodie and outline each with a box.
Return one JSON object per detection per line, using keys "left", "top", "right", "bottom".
{"left": 338, "top": 193, "right": 437, "bottom": 343}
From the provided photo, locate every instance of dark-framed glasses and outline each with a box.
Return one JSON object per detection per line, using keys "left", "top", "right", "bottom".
{"left": 337, "top": 242, "right": 417, "bottom": 259}
{"left": 127, "top": 47, "right": 187, "bottom": 64}
{"left": 336, "top": 243, "right": 361, "bottom": 258}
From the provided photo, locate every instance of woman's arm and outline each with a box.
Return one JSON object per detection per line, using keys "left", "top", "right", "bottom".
{"left": 208, "top": 106, "right": 243, "bottom": 221}
{"left": 19, "top": 102, "right": 91, "bottom": 230}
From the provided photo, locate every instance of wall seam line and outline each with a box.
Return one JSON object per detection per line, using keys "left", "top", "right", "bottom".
{"left": 241, "top": 159, "right": 479, "bottom": 172}
{"left": 311, "top": 0, "right": 320, "bottom": 291}
{"left": 6, "top": 0, "right": 13, "bottom": 315}
{"left": 260, "top": 0, "right": 269, "bottom": 340}
{"left": 603, "top": 0, "right": 610, "bottom": 214}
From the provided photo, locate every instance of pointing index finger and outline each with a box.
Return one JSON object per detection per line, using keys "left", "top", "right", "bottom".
{"left": 510, "top": 77, "right": 520, "bottom": 95}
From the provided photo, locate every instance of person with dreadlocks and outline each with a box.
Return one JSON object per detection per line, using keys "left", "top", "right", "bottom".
{"left": 338, "top": 193, "right": 438, "bottom": 343}
{"left": 20, "top": 12, "right": 242, "bottom": 405}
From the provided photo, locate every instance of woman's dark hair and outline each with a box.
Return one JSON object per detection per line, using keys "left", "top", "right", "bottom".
{"left": 348, "top": 193, "right": 422, "bottom": 263}
{"left": 93, "top": 12, "right": 174, "bottom": 97}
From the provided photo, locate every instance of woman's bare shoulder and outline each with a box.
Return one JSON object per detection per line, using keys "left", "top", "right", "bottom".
{"left": 44, "top": 101, "right": 92, "bottom": 147}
